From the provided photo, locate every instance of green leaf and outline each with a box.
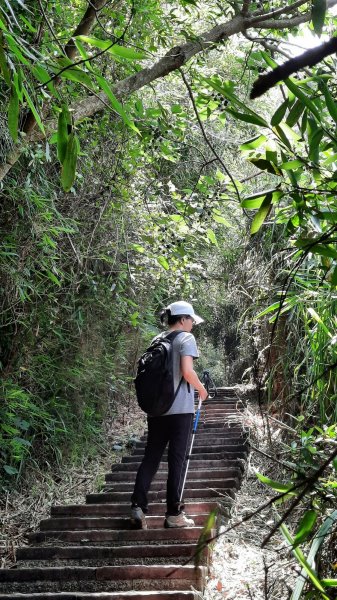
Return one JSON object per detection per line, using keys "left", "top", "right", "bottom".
{"left": 57, "top": 104, "right": 71, "bottom": 164}
{"left": 8, "top": 85, "right": 19, "bottom": 142}
{"left": 256, "top": 472, "right": 297, "bottom": 494}
{"left": 5, "top": 32, "right": 29, "bottom": 65}
{"left": 292, "top": 511, "right": 337, "bottom": 599}
{"left": 31, "top": 64, "right": 58, "bottom": 97}
{"left": 311, "top": 0, "right": 327, "bottom": 36}
{"left": 320, "top": 80, "right": 337, "bottom": 124}
{"left": 157, "top": 255, "right": 169, "bottom": 270}
{"left": 285, "top": 78, "right": 321, "bottom": 121}
{"left": 271, "top": 98, "right": 289, "bottom": 126}
{"left": 286, "top": 99, "right": 305, "bottom": 128}
{"left": 293, "top": 510, "right": 317, "bottom": 547}
{"left": 279, "top": 159, "right": 304, "bottom": 170}
{"left": 241, "top": 188, "right": 282, "bottom": 209}
{"left": 212, "top": 214, "right": 232, "bottom": 227}
{"left": 76, "top": 36, "right": 145, "bottom": 60}
{"left": 95, "top": 74, "right": 140, "bottom": 134}
{"left": 240, "top": 135, "right": 267, "bottom": 151}
{"left": 194, "top": 508, "right": 217, "bottom": 567}
{"left": 227, "top": 108, "right": 268, "bottom": 127}
{"left": 331, "top": 265, "right": 337, "bottom": 287}
{"left": 58, "top": 60, "right": 94, "bottom": 89}
{"left": 251, "top": 192, "right": 273, "bottom": 234}
{"left": 46, "top": 270, "right": 62, "bottom": 286}
{"left": 260, "top": 51, "right": 278, "bottom": 69}
{"left": 307, "top": 307, "right": 332, "bottom": 337}
{"left": 309, "top": 128, "right": 323, "bottom": 163}
{"left": 12, "top": 436, "right": 31, "bottom": 447}
{"left": 300, "top": 243, "right": 337, "bottom": 260}
{"left": 60, "top": 132, "right": 79, "bottom": 192}
{"left": 0, "top": 32, "right": 11, "bottom": 86}
{"left": 322, "top": 579, "right": 337, "bottom": 587}
{"left": 22, "top": 85, "right": 45, "bottom": 135}
{"left": 4, "top": 465, "right": 19, "bottom": 475}
{"left": 206, "top": 228, "right": 218, "bottom": 246}
{"left": 255, "top": 301, "right": 281, "bottom": 318}
{"left": 281, "top": 522, "right": 329, "bottom": 600}
{"left": 249, "top": 158, "right": 282, "bottom": 175}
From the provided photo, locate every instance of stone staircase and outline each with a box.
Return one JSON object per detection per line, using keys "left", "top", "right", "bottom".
{"left": 0, "top": 387, "right": 249, "bottom": 600}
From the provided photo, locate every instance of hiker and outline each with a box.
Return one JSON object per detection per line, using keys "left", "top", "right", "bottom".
{"left": 130, "top": 300, "right": 208, "bottom": 529}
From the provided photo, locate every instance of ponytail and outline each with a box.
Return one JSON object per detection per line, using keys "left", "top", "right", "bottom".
{"left": 160, "top": 308, "right": 171, "bottom": 325}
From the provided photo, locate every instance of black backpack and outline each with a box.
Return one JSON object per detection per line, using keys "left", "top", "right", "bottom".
{"left": 134, "top": 331, "right": 184, "bottom": 416}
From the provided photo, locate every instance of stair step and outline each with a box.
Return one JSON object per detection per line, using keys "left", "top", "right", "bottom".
{"left": 88, "top": 488, "right": 235, "bottom": 504}
{"left": 104, "top": 468, "right": 241, "bottom": 483}
{"left": 139, "top": 434, "right": 245, "bottom": 444}
{"left": 0, "top": 565, "right": 206, "bottom": 592}
{"left": 122, "top": 451, "right": 246, "bottom": 463}
{"left": 28, "top": 526, "right": 207, "bottom": 544}
{"left": 51, "top": 500, "right": 221, "bottom": 517}
{"left": 110, "top": 459, "right": 241, "bottom": 472}
{"left": 38, "top": 511, "right": 217, "bottom": 531}
{"left": 131, "top": 443, "right": 247, "bottom": 455}
{"left": 51, "top": 501, "right": 221, "bottom": 517}
{"left": 17, "top": 543, "right": 207, "bottom": 562}
{"left": 104, "top": 477, "right": 239, "bottom": 492}
{"left": 0, "top": 593, "right": 197, "bottom": 600}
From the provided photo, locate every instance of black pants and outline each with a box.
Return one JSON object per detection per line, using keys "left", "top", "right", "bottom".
{"left": 131, "top": 413, "right": 193, "bottom": 516}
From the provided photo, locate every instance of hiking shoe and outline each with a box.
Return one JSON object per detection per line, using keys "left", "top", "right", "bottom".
{"left": 130, "top": 506, "right": 147, "bottom": 529}
{"left": 164, "top": 512, "right": 195, "bottom": 528}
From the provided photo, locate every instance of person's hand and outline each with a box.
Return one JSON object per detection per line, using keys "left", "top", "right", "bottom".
{"left": 198, "top": 387, "right": 208, "bottom": 402}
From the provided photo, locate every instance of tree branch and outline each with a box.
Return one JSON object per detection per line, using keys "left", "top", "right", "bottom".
{"left": 2, "top": 0, "right": 337, "bottom": 183}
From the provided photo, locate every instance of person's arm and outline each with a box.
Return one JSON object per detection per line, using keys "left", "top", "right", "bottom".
{"left": 181, "top": 355, "right": 208, "bottom": 401}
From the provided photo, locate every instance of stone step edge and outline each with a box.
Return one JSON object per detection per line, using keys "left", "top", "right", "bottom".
{"left": 0, "top": 565, "right": 207, "bottom": 582}
{"left": 51, "top": 501, "right": 221, "bottom": 516}
{"left": 0, "top": 593, "right": 198, "bottom": 600}
{"left": 17, "top": 543, "right": 209, "bottom": 560}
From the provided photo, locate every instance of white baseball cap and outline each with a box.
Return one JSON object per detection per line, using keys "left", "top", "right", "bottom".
{"left": 167, "top": 301, "right": 204, "bottom": 325}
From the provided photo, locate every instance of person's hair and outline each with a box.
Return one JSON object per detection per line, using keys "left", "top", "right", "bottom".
{"left": 159, "top": 308, "right": 190, "bottom": 326}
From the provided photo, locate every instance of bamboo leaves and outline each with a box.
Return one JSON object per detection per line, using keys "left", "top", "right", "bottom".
{"left": 311, "top": 0, "right": 327, "bottom": 36}
{"left": 57, "top": 105, "right": 71, "bottom": 164}
{"left": 75, "top": 36, "right": 146, "bottom": 60}
{"left": 57, "top": 105, "right": 79, "bottom": 192}
{"left": 60, "top": 133, "right": 79, "bottom": 193}
{"left": 8, "top": 84, "right": 19, "bottom": 142}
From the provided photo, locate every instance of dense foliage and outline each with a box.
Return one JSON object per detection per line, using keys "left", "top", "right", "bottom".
{"left": 1, "top": 0, "right": 337, "bottom": 595}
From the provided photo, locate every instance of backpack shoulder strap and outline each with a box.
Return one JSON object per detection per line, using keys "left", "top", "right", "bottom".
{"left": 164, "top": 330, "right": 185, "bottom": 341}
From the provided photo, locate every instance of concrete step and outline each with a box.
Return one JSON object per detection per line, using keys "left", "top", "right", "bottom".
{"left": 0, "top": 593, "right": 198, "bottom": 600}
{"left": 104, "top": 468, "right": 241, "bottom": 483}
{"left": 103, "top": 477, "right": 239, "bottom": 493}
{"left": 17, "top": 543, "right": 208, "bottom": 563}
{"left": 122, "top": 451, "right": 247, "bottom": 463}
{"left": 88, "top": 487, "right": 236, "bottom": 504}
{"left": 109, "top": 459, "right": 241, "bottom": 473}
{"left": 137, "top": 437, "right": 246, "bottom": 448}
{"left": 28, "top": 527, "right": 207, "bottom": 545}
{"left": 38, "top": 511, "right": 217, "bottom": 531}
{"left": 139, "top": 432, "right": 245, "bottom": 443}
{"left": 0, "top": 565, "right": 207, "bottom": 593}
{"left": 51, "top": 501, "right": 221, "bottom": 517}
{"left": 131, "top": 444, "right": 248, "bottom": 456}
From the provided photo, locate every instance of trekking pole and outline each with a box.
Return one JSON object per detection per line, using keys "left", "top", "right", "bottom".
{"left": 179, "top": 397, "right": 202, "bottom": 503}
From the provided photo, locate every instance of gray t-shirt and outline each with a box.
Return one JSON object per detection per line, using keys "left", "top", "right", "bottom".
{"left": 153, "top": 330, "right": 199, "bottom": 415}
